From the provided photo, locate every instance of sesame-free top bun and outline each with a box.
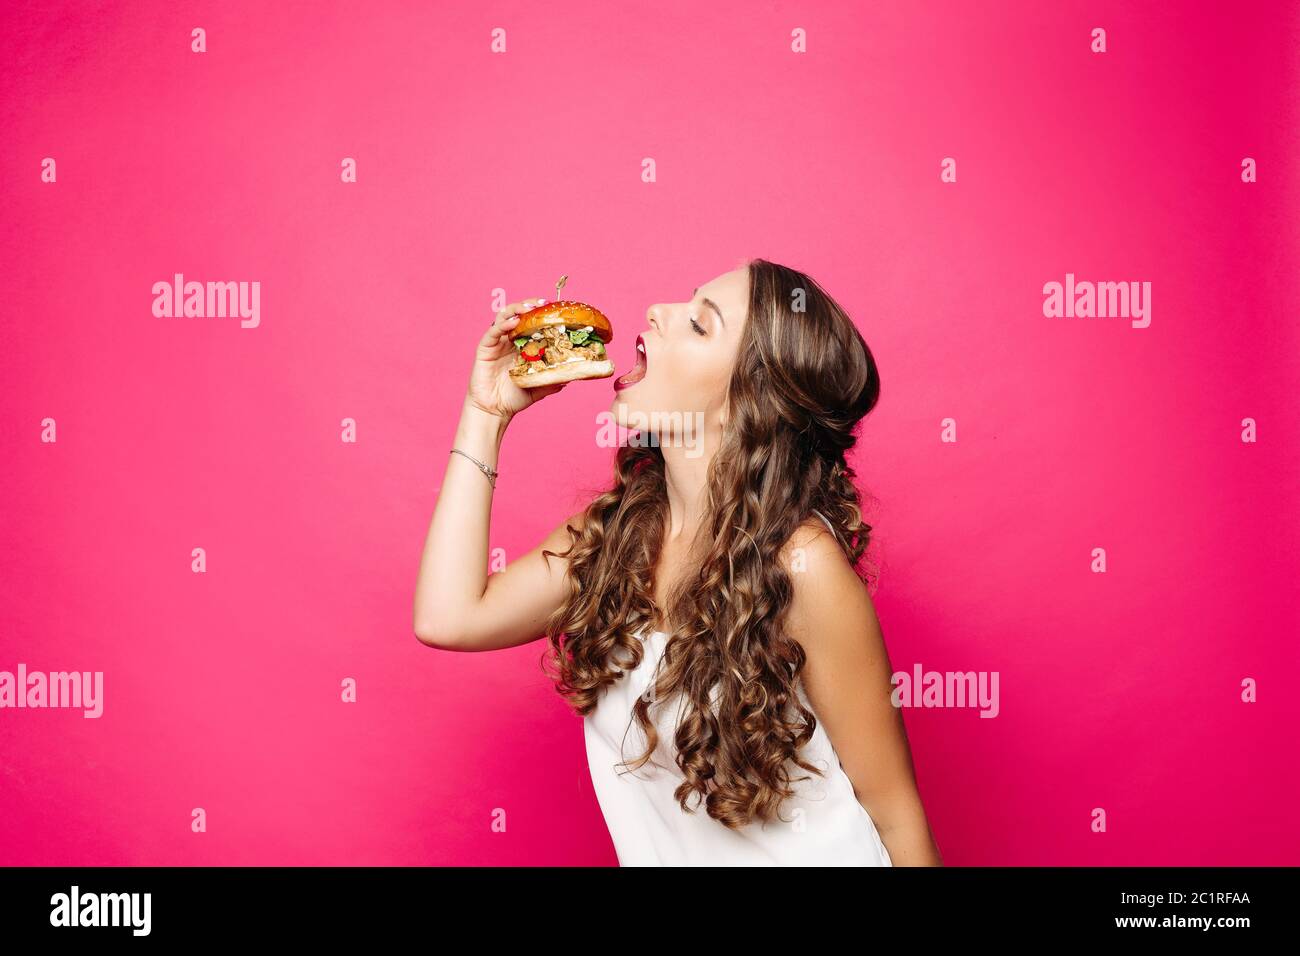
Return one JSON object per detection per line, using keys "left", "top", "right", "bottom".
{"left": 512, "top": 300, "right": 614, "bottom": 344}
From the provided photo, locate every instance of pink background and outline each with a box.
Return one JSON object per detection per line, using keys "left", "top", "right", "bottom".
{"left": 2, "top": 0, "right": 1297, "bottom": 865}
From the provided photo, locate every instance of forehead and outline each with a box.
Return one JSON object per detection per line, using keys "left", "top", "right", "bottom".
{"left": 695, "top": 266, "right": 749, "bottom": 315}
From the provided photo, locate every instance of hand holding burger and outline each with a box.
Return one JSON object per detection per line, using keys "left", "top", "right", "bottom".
{"left": 467, "top": 287, "right": 617, "bottom": 424}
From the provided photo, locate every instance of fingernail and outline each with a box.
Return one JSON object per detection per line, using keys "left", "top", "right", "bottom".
{"left": 538, "top": 298, "right": 547, "bottom": 304}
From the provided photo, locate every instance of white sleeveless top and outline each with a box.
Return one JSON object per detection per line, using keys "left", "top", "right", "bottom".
{"left": 582, "top": 511, "right": 894, "bottom": 866}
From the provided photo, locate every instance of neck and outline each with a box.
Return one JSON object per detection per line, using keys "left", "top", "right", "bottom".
{"left": 659, "top": 425, "right": 723, "bottom": 542}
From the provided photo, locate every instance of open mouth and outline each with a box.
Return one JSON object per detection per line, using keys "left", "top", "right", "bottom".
{"left": 613, "top": 334, "right": 648, "bottom": 391}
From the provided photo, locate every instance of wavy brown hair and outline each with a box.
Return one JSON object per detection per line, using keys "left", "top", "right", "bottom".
{"left": 539, "top": 258, "right": 882, "bottom": 829}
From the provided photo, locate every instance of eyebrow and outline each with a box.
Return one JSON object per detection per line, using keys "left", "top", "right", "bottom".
{"left": 692, "top": 287, "right": 727, "bottom": 330}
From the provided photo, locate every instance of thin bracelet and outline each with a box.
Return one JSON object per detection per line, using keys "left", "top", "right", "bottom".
{"left": 450, "top": 448, "right": 498, "bottom": 488}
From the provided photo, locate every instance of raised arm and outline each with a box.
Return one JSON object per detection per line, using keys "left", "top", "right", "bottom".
{"left": 412, "top": 296, "right": 581, "bottom": 651}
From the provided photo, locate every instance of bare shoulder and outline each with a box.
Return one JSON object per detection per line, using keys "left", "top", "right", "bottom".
{"left": 779, "top": 515, "right": 838, "bottom": 559}
{"left": 777, "top": 516, "right": 880, "bottom": 656}
{"left": 777, "top": 516, "right": 854, "bottom": 586}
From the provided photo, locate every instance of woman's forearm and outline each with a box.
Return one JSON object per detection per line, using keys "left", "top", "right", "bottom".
{"left": 412, "top": 396, "right": 510, "bottom": 642}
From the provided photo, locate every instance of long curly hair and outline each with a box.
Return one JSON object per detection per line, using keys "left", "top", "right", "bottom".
{"left": 539, "top": 257, "right": 882, "bottom": 829}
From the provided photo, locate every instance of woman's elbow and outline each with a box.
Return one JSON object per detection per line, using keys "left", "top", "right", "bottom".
{"left": 414, "top": 617, "right": 463, "bottom": 650}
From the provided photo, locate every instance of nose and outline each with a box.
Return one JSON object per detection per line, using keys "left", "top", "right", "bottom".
{"left": 646, "top": 306, "right": 662, "bottom": 334}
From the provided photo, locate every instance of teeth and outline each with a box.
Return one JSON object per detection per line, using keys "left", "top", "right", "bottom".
{"left": 636, "top": 342, "right": 645, "bottom": 353}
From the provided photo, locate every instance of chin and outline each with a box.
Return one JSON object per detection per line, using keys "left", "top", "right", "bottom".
{"left": 608, "top": 391, "right": 641, "bottom": 428}
{"left": 611, "top": 389, "right": 674, "bottom": 445}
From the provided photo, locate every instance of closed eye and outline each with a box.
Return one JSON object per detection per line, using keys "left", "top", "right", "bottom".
{"left": 689, "top": 317, "right": 706, "bottom": 336}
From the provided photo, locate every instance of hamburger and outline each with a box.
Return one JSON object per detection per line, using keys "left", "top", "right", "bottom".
{"left": 508, "top": 300, "right": 616, "bottom": 388}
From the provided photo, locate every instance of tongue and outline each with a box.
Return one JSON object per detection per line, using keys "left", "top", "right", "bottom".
{"left": 617, "top": 349, "right": 647, "bottom": 387}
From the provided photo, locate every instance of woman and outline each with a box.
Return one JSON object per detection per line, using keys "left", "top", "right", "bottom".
{"left": 414, "top": 258, "right": 942, "bottom": 866}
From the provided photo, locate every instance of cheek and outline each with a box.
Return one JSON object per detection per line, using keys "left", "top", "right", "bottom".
{"left": 681, "top": 357, "right": 732, "bottom": 411}
{"left": 653, "top": 371, "right": 699, "bottom": 412}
